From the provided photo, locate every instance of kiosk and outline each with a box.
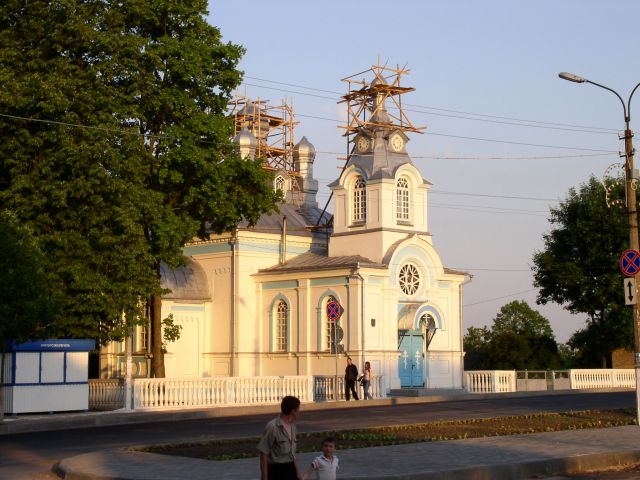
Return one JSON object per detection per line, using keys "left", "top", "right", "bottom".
{"left": 2, "top": 339, "right": 95, "bottom": 414}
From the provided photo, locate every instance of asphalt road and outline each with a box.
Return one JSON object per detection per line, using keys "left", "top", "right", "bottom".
{"left": 0, "top": 391, "right": 634, "bottom": 479}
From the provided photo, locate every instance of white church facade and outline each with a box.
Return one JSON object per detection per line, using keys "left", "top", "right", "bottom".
{"left": 100, "top": 65, "right": 469, "bottom": 393}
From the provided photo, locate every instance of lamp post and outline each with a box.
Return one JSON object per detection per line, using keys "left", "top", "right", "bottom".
{"left": 559, "top": 72, "right": 640, "bottom": 424}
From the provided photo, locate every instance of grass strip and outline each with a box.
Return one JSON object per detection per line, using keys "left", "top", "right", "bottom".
{"left": 139, "top": 409, "right": 636, "bottom": 461}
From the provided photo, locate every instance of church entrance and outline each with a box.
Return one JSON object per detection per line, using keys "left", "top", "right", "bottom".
{"left": 398, "top": 330, "right": 424, "bottom": 388}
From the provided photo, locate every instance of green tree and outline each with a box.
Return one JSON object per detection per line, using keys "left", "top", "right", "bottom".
{"left": 0, "top": 213, "right": 59, "bottom": 420}
{"left": 102, "top": 1, "right": 280, "bottom": 376}
{"left": 0, "top": 1, "right": 280, "bottom": 376}
{"left": 464, "top": 301, "right": 560, "bottom": 370}
{"left": 0, "top": 0, "right": 159, "bottom": 344}
{"left": 463, "top": 326, "right": 491, "bottom": 370}
{"left": 532, "top": 176, "right": 633, "bottom": 367}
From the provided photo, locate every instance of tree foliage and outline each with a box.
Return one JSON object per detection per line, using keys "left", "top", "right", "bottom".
{"left": 464, "top": 300, "right": 561, "bottom": 370}
{"left": 0, "top": 0, "right": 280, "bottom": 371}
{"left": 0, "top": 0, "right": 158, "bottom": 343}
{"left": 0, "top": 213, "right": 60, "bottom": 421}
{"left": 532, "top": 176, "right": 633, "bottom": 366}
{"left": 0, "top": 213, "right": 58, "bottom": 343}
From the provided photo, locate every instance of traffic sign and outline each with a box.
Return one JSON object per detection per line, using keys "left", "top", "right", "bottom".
{"left": 620, "top": 249, "right": 640, "bottom": 276}
{"left": 326, "top": 300, "right": 344, "bottom": 322}
{"left": 625, "top": 277, "right": 638, "bottom": 305}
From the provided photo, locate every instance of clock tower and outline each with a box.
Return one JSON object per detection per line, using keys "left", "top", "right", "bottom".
{"left": 328, "top": 64, "right": 430, "bottom": 263}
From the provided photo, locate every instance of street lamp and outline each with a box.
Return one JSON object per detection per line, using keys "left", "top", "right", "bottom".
{"left": 559, "top": 71, "right": 640, "bottom": 424}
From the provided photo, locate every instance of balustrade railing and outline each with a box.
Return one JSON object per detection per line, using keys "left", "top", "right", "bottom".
{"left": 465, "top": 369, "right": 636, "bottom": 393}
{"left": 88, "top": 379, "right": 124, "bottom": 410}
{"left": 570, "top": 369, "right": 635, "bottom": 389}
{"left": 133, "top": 376, "right": 314, "bottom": 410}
{"left": 464, "top": 371, "right": 516, "bottom": 393}
{"left": 89, "top": 369, "right": 634, "bottom": 408}
{"left": 312, "top": 375, "right": 385, "bottom": 401}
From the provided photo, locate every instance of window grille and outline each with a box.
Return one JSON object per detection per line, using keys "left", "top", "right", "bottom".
{"left": 275, "top": 300, "right": 288, "bottom": 352}
{"left": 325, "top": 295, "right": 336, "bottom": 351}
{"left": 352, "top": 176, "right": 366, "bottom": 222}
{"left": 399, "top": 263, "right": 420, "bottom": 296}
{"left": 396, "top": 177, "right": 410, "bottom": 221}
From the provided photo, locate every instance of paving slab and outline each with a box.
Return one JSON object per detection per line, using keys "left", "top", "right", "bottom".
{"left": 57, "top": 425, "right": 640, "bottom": 480}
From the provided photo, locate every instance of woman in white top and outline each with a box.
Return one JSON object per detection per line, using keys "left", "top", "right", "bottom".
{"left": 362, "top": 361, "right": 372, "bottom": 400}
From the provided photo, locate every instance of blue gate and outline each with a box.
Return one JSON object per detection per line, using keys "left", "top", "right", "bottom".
{"left": 398, "top": 332, "right": 424, "bottom": 388}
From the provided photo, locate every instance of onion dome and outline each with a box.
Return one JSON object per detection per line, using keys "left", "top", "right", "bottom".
{"left": 293, "top": 136, "right": 316, "bottom": 157}
{"left": 232, "top": 127, "right": 258, "bottom": 148}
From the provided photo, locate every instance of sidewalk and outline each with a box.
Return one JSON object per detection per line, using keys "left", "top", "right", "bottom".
{"left": 57, "top": 425, "right": 640, "bottom": 480}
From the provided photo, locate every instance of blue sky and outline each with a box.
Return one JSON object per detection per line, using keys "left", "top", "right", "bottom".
{"left": 209, "top": 0, "right": 640, "bottom": 342}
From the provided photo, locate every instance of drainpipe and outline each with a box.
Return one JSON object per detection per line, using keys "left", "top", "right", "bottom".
{"left": 460, "top": 273, "right": 473, "bottom": 389}
{"left": 229, "top": 229, "right": 238, "bottom": 377}
{"left": 353, "top": 263, "right": 366, "bottom": 374}
{"left": 280, "top": 216, "right": 287, "bottom": 265}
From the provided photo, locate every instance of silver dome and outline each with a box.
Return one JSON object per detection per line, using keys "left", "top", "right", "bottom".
{"left": 233, "top": 127, "right": 258, "bottom": 147}
{"left": 293, "top": 136, "right": 316, "bottom": 156}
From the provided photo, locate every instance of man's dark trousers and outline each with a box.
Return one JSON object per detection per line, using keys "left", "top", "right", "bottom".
{"left": 345, "top": 379, "right": 359, "bottom": 400}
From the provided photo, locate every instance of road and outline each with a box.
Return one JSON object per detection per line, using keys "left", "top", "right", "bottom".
{"left": 0, "top": 391, "right": 634, "bottom": 479}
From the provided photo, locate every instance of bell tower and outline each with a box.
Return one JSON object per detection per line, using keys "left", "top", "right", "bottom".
{"left": 328, "top": 64, "right": 431, "bottom": 263}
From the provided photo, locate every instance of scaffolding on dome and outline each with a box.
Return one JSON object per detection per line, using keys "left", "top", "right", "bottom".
{"left": 338, "top": 62, "right": 425, "bottom": 138}
{"left": 229, "top": 95, "right": 299, "bottom": 174}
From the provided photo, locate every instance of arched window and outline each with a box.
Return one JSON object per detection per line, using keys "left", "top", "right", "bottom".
{"left": 325, "top": 295, "right": 337, "bottom": 352}
{"left": 352, "top": 176, "right": 366, "bottom": 223}
{"left": 396, "top": 177, "right": 410, "bottom": 222}
{"left": 275, "top": 300, "right": 288, "bottom": 352}
{"left": 275, "top": 176, "right": 285, "bottom": 194}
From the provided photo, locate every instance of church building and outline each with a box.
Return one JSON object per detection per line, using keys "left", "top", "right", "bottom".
{"left": 100, "top": 64, "right": 469, "bottom": 392}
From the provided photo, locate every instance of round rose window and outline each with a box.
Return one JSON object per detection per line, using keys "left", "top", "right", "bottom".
{"left": 399, "top": 263, "right": 420, "bottom": 295}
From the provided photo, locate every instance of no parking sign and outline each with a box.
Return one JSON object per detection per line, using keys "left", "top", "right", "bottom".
{"left": 620, "top": 249, "right": 640, "bottom": 277}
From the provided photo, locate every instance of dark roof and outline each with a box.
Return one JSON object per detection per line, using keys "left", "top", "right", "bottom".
{"left": 160, "top": 257, "right": 210, "bottom": 301}
{"left": 238, "top": 203, "right": 332, "bottom": 237}
{"left": 258, "top": 252, "right": 385, "bottom": 274}
{"left": 443, "top": 267, "right": 470, "bottom": 276}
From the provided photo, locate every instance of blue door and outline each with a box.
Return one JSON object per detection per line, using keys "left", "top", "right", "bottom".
{"left": 399, "top": 333, "right": 424, "bottom": 387}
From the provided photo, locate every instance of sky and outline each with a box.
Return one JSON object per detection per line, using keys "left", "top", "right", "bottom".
{"left": 208, "top": 0, "right": 640, "bottom": 343}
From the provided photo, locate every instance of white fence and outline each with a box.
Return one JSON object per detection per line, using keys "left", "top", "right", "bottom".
{"left": 465, "top": 369, "right": 636, "bottom": 393}
{"left": 89, "top": 375, "right": 386, "bottom": 410}
{"left": 570, "top": 369, "right": 635, "bottom": 389}
{"left": 464, "top": 371, "right": 516, "bottom": 393}
{"left": 88, "top": 379, "right": 124, "bottom": 410}
{"left": 313, "top": 375, "right": 385, "bottom": 401}
{"left": 134, "top": 376, "right": 314, "bottom": 409}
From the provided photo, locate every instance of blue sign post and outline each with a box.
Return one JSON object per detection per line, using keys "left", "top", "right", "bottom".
{"left": 326, "top": 300, "right": 344, "bottom": 400}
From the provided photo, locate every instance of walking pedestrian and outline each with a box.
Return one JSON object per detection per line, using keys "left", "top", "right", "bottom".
{"left": 344, "top": 357, "right": 359, "bottom": 401}
{"left": 257, "top": 395, "right": 302, "bottom": 480}
{"left": 362, "top": 361, "right": 373, "bottom": 400}
{"left": 302, "top": 437, "right": 339, "bottom": 480}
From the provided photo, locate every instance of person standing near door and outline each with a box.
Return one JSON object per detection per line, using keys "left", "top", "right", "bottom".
{"left": 362, "top": 361, "right": 373, "bottom": 400}
{"left": 344, "top": 357, "right": 359, "bottom": 401}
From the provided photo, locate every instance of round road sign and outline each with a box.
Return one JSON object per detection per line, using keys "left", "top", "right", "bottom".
{"left": 326, "top": 301, "right": 343, "bottom": 321}
{"left": 620, "top": 249, "right": 640, "bottom": 276}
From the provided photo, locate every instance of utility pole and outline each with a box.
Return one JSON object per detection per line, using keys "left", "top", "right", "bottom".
{"left": 559, "top": 72, "right": 640, "bottom": 425}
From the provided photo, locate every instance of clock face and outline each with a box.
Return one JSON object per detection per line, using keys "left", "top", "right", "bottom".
{"left": 390, "top": 134, "right": 404, "bottom": 152}
{"left": 356, "top": 136, "right": 370, "bottom": 153}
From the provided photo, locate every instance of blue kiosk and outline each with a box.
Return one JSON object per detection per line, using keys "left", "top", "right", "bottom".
{"left": 2, "top": 339, "right": 95, "bottom": 414}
